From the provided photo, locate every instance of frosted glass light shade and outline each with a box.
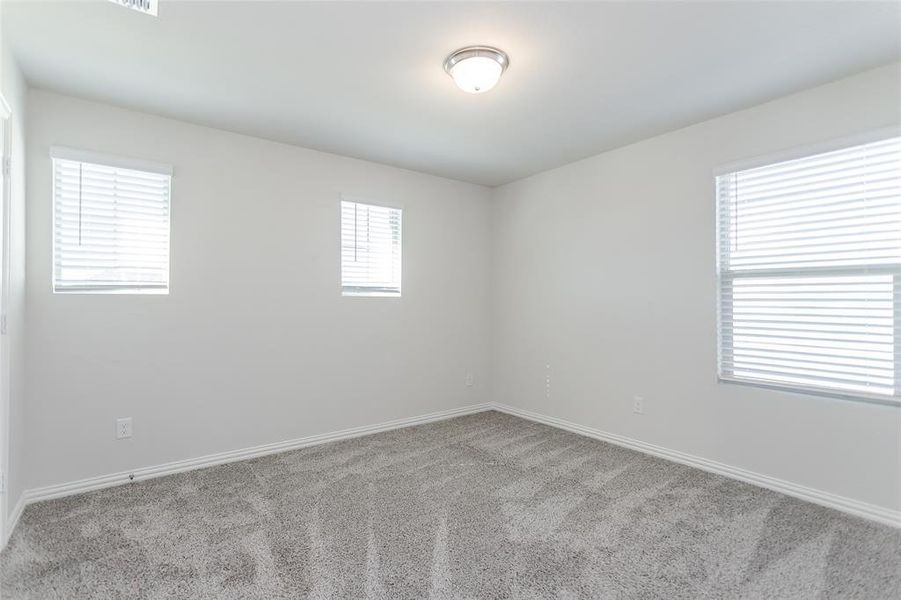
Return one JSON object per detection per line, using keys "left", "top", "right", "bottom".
{"left": 449, "top": 56, "right": 503, "bottom": 94}
{"left": 444, "top": 46, "right": 509, "bottom": 95}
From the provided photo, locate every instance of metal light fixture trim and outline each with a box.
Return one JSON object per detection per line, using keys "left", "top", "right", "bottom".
{"left": 443, "top": 46, "right": 510, "bottom": 94}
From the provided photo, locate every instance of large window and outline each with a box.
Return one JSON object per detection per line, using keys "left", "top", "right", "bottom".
{"left": 716, "top": 135, "right": 900, "bottom": 402}
{"left": 52, "top": 147, "right": 171, "bottom": 293}
{"left": 341, "top": 199, "right": 402, "bottom": 297}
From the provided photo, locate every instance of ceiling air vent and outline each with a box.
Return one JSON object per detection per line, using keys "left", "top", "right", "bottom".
{"left": 108, "top": 0, "right": 157, "bottom": 17}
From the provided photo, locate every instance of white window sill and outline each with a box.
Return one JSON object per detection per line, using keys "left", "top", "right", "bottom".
{"left": 717, "top": 375, "right": 899, "bottom": 407}
{"left": 53, "top": 287, "right": 169, "bottom": 295}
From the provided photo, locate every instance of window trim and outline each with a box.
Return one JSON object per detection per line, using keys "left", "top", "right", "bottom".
{"left": 714, "top": 127, "right": 900, "bottom": 177}
{"left": 717, "top": 372, "right": 901, "bottom": 407}
{"left": 339, "top": 195, "right": 403, "bottom": 298}
{"left": 50, "top": 147, "right": 173, "bottom": 295}
{"left": 714, "top": 131, "right": 900, "bottom": 406}
{"left": 50, "top": 146, "right": 173, "bottom": 176}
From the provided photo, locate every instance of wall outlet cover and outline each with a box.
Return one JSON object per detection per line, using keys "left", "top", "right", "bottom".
{"left": 116, "top": 417, "right": 133, "bottom": 439}
{"left": 633, "top": 396, "right": 645, "bottom": 415}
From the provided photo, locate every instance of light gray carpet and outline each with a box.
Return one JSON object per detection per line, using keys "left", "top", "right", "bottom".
{"left": 2, "top": 411, "right": 899, "bottom": 599}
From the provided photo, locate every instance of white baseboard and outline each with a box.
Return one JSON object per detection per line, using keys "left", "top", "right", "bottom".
{"left": 3, "top": 493, "right": 26, "bottom": 550}
{"left": 7, "top": 399, "right": 898, "bottom": 547}
{"left": 491, "top": 402, "right": 901, "bottom": 528}
{"left": 18, "top": 402, "right": 493, "bottom": 512}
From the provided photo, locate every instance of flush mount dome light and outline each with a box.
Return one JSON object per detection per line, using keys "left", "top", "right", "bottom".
{"left": 108, "top": 0, "right": 157, "bottom": 16}
{"left": 443, "top": 46, "right": 509, "bottom": 94}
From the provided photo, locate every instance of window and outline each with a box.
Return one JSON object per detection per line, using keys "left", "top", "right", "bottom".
{"left": 717, "top": 135, "right": 900, "bottom": 402}
{"left": 341, "top": 199, "right": 402, "bottom": 296}
{"left": 52, "top": 147, "right": 171, "bottom": 293}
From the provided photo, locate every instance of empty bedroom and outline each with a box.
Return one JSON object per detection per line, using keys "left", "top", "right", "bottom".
{"left": 0, "top": 0, "right": 899, "bottom": 598}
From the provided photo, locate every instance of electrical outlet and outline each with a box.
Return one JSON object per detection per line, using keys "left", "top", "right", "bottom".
{"left": 545, "top": 363, "right": 551, "bottom": 400}
{"left": 465, "top": 372, "right": 474, "bottom": 387}
{"left": 116, "top": 417, "right": 133, "bottom": 439}
{"left": 632, "top": 396, "right": 644, "bottom": 415}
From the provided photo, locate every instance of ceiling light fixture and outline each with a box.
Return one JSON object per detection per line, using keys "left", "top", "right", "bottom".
{"left": 108, "top": 0, "right": 158, "bottom": 16}
{"left": 443, "top": 46, "right": 509, "bottom": 94}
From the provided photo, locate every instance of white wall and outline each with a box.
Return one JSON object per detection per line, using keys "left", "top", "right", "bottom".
{"left": 492, "top": 63, "right": 901, "bottom": 513}
{"left": 1, "top": 19, "right": 28, "bottom": 535}
{"left": 19, "top": 64, "right": 901, "bottom": 517}
{"left": 25, "top": 90, "right": 493, "bottom": 490}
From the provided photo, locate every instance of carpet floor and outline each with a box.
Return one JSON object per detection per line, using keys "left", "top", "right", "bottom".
{"left": 2, "top": 411, "right": 899, "bottom": 599}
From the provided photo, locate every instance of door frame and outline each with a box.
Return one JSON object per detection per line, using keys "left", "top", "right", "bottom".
{"left": 0, "top": 91, "right": 12, "bottom": 547}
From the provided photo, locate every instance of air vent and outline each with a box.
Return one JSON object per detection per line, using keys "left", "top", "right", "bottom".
{"left": 108, "top": 0, "right": 157, "bottom": 16}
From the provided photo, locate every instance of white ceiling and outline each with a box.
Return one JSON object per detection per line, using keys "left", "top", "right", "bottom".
{"left": 4, "top": 1, "right": 899, "bottom": 186}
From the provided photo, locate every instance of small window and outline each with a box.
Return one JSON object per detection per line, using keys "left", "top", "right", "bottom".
{"left": 341, "top": 199, "right": 402, "bottom": 296}
{"left": 716, "top": 135, "right": 900, "bottom": 402}
{"left": 52, "top": 148, "right": 171, "bottom": 294}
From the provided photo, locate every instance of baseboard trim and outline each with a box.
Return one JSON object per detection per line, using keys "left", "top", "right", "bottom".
{"left": 9, "top": 400, "right": 898, "bottom": 544}
{"left": 2, "top": 493, "right": 26, "bottom": 550}
{"left": 20, "top": 402, "right": 492, "bottom": 510}
{"left": 492, "top": 402, "right": 901, "bottom": 528}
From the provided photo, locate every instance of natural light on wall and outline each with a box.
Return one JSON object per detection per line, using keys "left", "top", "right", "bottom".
{"left": 717, "top": 135, "right": 901, "bottom": 402}
{"left": 341, "top": 199, "right": 402, "bottom": 297}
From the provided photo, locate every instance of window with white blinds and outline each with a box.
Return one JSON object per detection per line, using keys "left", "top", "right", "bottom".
{"left": 717, "top": 135, "right": 901, "bottom": 402}
{"left": 52, "top": 148, "right": 171, "bottom": 293}
{"left": 341, "top": 199, "right": 402, "bottom": 296}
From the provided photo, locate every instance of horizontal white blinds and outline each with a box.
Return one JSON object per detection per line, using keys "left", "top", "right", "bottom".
{"left": 53, "top": 156, "right": 171, "bottom": 292}
{"left": 717, "top": 136, "right": 900, "bottom": 401}
{"left": 341, "top": 200, "right": 402, "bottom": 296}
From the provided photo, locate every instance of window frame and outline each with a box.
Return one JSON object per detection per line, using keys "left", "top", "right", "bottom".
{"left": 339, "top": 195, "right": 403, "bottom": 298}
{"left": 714, "top": 129, "right": 901, "bottom": 406}
{"left": 50, "top": 146, "right": 173, "bottom": 295}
